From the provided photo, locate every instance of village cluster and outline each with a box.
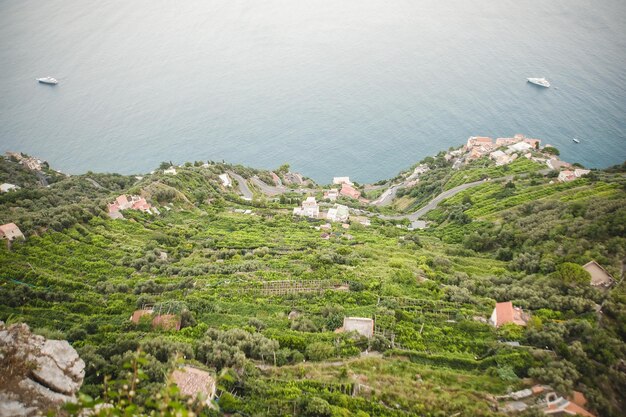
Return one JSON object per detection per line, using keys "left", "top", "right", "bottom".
{"left": 457, "top": 134, "right": 590, "bottom": 182}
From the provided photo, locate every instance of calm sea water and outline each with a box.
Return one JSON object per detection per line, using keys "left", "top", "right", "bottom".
{"left": 1, "top": 0, "right": 625, "bottom": 183}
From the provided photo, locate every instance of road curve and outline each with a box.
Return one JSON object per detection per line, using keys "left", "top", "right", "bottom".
{"left": 227, "top": 171, "right": 253, "bottom": 200}
{"left": 250, "top": 176, "right": 287, "bottom": 196}
{"left": 380, "top": 179, "right": 486, "bottom": 221}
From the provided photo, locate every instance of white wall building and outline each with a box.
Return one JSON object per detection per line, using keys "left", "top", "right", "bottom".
{"left": 327, "top": 204, "right": 349, "bottom": 223}
{"left": 293, "top": 196, "right": 319, "bottom": 218}
{"left": 332, "top": 177, "right": 352, "bottom": 185}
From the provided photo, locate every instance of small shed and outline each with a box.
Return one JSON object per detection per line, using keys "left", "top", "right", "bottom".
{"left": 339, "top": 317, "right": 374, "bottom": 338}
{"left": 152, "top": 314, "right": 181, "bottom": 331}
{"left": 0, "top": 223, "right": 25, "bottom": 241}
{"left": 170, "top": 366, "right": 216, "bottom": 405}
{"left": 582, "top": 261, "right": 614, "bottom": 288}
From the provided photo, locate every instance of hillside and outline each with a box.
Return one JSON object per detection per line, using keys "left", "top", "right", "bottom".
{"left": 0, "top": 146, "right": 625, "bottom": 417}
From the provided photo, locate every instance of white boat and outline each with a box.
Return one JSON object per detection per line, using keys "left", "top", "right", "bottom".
{"left": 36, "top": 77, "right": 58, "bottom": 85}
{"left": 527, "top": 77, "right": 550, "bottom": 88}
{"left": 573, "top": 138, "right": 580, "bottom": 143}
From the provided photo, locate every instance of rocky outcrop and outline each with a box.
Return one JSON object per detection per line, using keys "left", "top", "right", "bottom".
{"left": 0, "top": 321, "right": 85, "bottom": 416}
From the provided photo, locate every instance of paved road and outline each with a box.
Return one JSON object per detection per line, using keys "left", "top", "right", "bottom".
{"left": 227, "top": 171, "right": 253, "bottom": 200}
{"left": 371, "top": 184, "right": 401, "bottom": 207}
{"left": 251, "top": 176, "right": 287, "bottom": 196}
{"left": 380, "top": 179, "right": 486, "bottom": 221}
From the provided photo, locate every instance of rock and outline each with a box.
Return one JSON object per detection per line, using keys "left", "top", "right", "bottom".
{"left": 0, "top": 322, "right": 85, "bottom": 416}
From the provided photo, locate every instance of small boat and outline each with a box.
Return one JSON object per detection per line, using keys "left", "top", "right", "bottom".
{"left": 573, "top": 138, "right": 580, "bottom": 143}
{"left": 527, "top": 77, "right": 550, "bottom": 88}
{"left": 36, "top": 77, "right": 58, "bottom": 85}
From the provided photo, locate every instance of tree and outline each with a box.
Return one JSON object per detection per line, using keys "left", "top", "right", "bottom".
{"left": 552, "top": 263, "right": 591, "bottom": 288}
{"left": 543, "top": 146, "right": 560, "bottom": 156}
{"left": 305, "top": 342, "right": 334, "bottom": 361}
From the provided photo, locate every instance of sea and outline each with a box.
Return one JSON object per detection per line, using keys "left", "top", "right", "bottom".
{"left": 1, "top": 0, "right": 625, "bottom": 183}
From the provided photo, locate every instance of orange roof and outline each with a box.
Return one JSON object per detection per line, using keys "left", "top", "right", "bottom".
{"left": 130, "top": 309, "right": 153, "bottom": 324}
{"left": 570, "top": 391, "right": 588, "bottom": 408}
{"left": 340, "top": 183, "right": 361, "bottom": 199}
{"left": 152, "top": 314, "right": 181, "bottom": 331}
{"left": 494, "top": 301, "right": 528, "bottom": 327}
{"left": 0, "top": 222, "right": 20, "bottom": 234}
{"left": 474, "top": 137, "right": 493, "bottom": 143}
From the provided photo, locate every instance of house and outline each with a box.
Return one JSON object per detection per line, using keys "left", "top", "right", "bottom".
{"left": 337, "top": 317, "right": 374, "bottom": 338}
{"left": 544, "top": 391, "right": 596, "bottom": 417}
{"left": 323, "top": 189, "right": 339, "bottom": 201}
{"left": 507, "top": 141, "right": 533, "bottom": 153}
{"left": 408, "top": 220, "right": 426, "bottom": 230}
{"left": 171, "top": 366, "right": 216, "bottom": 406}
{"left": 0, "top": 223, "right": 25, "bottom": 241}
{"left": 218, "top": 173, "right": 232, "bottom": 187}
{"left": 340, "top": 183, "right": 361, "bottom": 199}
{"left": 351, "top": 216, "right": 371, "bottom": 226}
{"left": 333, "top": 176, "right": 352, "bottom": 185}
{"left": 547, "top": 159, "right": 572, "bottom": 171}
{"left": 466, "top": 136, "right": 494, "bottom": 149}
{"left": 130, "top": 309, "right": 154, "bottom": 324}
{"left": 489, "top": 301, "right": 529, "bottom": 327}
{"left": 108, "top": 195, "right": 154, "bottom": 218}
{"left": 582, "top": 261, "right": 614, "bottom": 287}
{"left": 164, "top": 166, "right": 177, "bottom": 175}
{"left": 293, "top": 196, "right": 319, "bottom": 218}
{"left": 327, "top": 204, "right": 350, "bottom": 223}
{"left": 490, "top": 150, "right": 512, "bottom": 166}
{"left": 0, "top": 183, "right": 19, "bottom": 193}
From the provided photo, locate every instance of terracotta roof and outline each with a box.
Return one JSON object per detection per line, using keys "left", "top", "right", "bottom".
{"left": 340, "top": 183, "right": 361, "bottom": 199}
{"left": 493, "top": 301, "right": 528, "bottom": 327}
{"left": 130, "top": 309, "right": 153, "bottom": 324}
{"left": 152, "top": 314, "right": 181, "bottom": 331}
{"left": 0, "top": 222, "right": 21, "bottom": 234}
{"left": 171, "top": 366, "right": 216, "bottom": 404}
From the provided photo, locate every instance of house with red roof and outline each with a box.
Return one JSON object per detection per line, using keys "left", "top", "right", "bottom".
{"left": 489, "top": 301, "right": 529, "bottom": 327}
{"left": 0, "top": 223, "right": 25, "bottom": 241}
{"left": 340, "top": 183, "right": 361, "bottom": 199}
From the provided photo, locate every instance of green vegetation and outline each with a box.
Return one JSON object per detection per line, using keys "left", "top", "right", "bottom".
{"left": 0, "top": 152, "right": 624, "bottom": 416}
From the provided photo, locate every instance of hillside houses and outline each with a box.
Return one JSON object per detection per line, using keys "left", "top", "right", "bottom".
{"left": 466, "top": 134, "right": 542, "bottom": 163}
{"left": 340, "top": 183, "right": 361, "bottom": 199}
{"left": 0, "top": 223, "right": 25, "bottom": 241}
{"left": 558, "top": 169, "right": 590, "bottom": 182}
{"left": 323, "top": 189, "right": 339, "bottom": 201}
{"left": 293, "top": 196, "right": 319, "bottom": 218}
{"left": 489, "top": 301, "right": 529, "bottom": 327}
{"left": 108, "top": 194, "right": 156, "bottom": 219}
{"left": 327, "top": 204, "right": 350, "bottom": 223}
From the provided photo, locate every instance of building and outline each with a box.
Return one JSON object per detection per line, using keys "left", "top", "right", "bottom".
{"left": 490, "top": 150, "right": 513, "bottom": 166}
{"left": 130, "top": 309, "right": 154, "bottom": 324}
{"left": 506, "top": 141, "right": 533, "bottom": 153}
{"left": 108, "top": 195, "right": 154, "bottom": 218}
{"left": 0, "top": 183, "right": 19, "bottom": 193}
{"left": 338, "top": 317, "right": 374, "bottom": 338}
{"left": 333, "top": 176, "right": 352, "bottom": 185}
{"left": 466, "top": 136, "right": 493, "bottom": 149}
{"left": 544, "top": 391, "right": 596, "bottom": 417}
{"left": 0, "top": 223, "right": 25, "bottom": 241}
{"left": 351, "top": 216, "right": 371, "bottom": 226}
{"left": 152, "top": 314, "right": 181, "bottom": 331}
{"left": 582, "top": 261, "right": 614, "bottom": 288}
{"left": 546, "top": 159, "right": 572, "bottom": 171}
{"left": 164, "top": 167, "right": 177, "bottom": 175}
{"left": 218, "top": 173, "right": 232, "bottom": 187}
{"left": 323, "top": 189, "right": 339, "bottom": 201}
{"left": 171, "top": 366, "right": 216, "bottom": 406}
{"left": 293, "top": 196, "right": 319, "bottom": 218}
{"left": 340, "top": 183, "right": 361, "bottom": 199}
{"left": 327, "top": 204, "right": 350, "bottom": 223}
{"left": 489, "top": 301, "right": 529, "bottom": 327}
{"left": 558, "top": 169, "right": 590, "bottom": 183}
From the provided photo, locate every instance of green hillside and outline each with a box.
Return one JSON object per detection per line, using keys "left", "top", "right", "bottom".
{"left": 0, "top": 153, "right": 624, "bottom": 417}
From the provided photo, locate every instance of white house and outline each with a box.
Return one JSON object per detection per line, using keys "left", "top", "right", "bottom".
{"left": 293, "top": 196, "right": 319, "bottom": 218}
{"left": 164, "top": 167, "right": 177, "bottom": 175}
{"left": 506, "top": 141, "right": 533, "bottom": 154}
{"left": 327, "top": 204, "right": 349, "bottom": 223}
{"left": 338, "top": 317, "right": 374, "bottom": 338}
{"left": 332, "top": 177, "right": 352, "bottom": 185}
{"left": 323, "top": 189, "right": 339, "bottom": 201}
{"left": 218, "top": 173, "right": 232, "bottom": 187}
{"left": 0, "top": 183, "right": 19, "bottom": 193}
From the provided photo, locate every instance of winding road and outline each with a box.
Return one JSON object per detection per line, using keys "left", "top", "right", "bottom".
{"left": 379, "top": 179, "right": 486, "bottom": 221}
{"left": 227, "top": 171, "right": 253, "bottom": 200}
